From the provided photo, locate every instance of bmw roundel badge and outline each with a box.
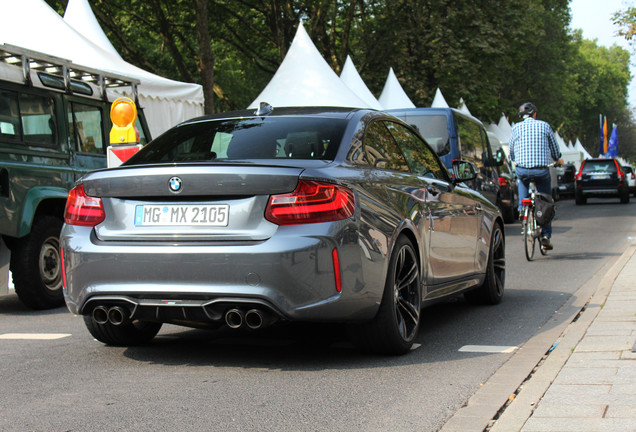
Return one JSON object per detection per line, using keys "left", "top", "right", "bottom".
{"left": 168, "top": 176, "right": 182, "bottom": 193}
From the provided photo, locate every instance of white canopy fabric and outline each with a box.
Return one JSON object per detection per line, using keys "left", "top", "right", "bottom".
{"left": 575, "top": 139, "right": 593, "bottom": 160}
{"left": 431, "top": 88, "right": 449, "bottom": 108}
{"left": 0, "top": 0, "right": 203, "bottom": 137}
{"left": 458, "top": 98, "right": 472, "bottom": 116}
{"left": 339, "top": 55, "right": 382, "bottom": 110}
{"left": 378, "top": 68, "right": 415, "bottom": 109}
{"left": 555, "top": 132, "right": 582, "bottom": 168}
{"left": 496, "top": 115, "right": 512, "bottom": 142}
{"left": 248, "top": 24, "right": 369, "bottom": 109}
{"left": 64, "top": 0, "right": 122, "bottom": 59}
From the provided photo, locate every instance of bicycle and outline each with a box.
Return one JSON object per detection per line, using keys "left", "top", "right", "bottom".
{"left": 521, "top": 179, "right": 547, "bottom": 261}
{"left": 520, "top": 162, "right": 560, "bottom": 261}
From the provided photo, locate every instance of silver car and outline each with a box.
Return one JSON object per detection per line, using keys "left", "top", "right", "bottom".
{"left": 61, "top": 106, "right": 505, "bottom": 355}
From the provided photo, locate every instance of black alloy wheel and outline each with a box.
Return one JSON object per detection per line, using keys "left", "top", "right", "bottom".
{"left": 348, "top": 235, "right": 421, "bottom": 355}
{"left": 465, "top": 223, "right": 505, "bottom": 305}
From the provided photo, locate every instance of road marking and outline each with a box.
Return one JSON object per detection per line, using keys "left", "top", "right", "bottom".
{"left": 458, "top": 345, "right": 517, "bottom": 353}
{"left": 0, "top": 333, "right": 71, "bottom": 340}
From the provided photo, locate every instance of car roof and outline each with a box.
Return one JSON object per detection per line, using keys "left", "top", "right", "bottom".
{"left": 179, "top": 106, "right": 372, "bottom": 125}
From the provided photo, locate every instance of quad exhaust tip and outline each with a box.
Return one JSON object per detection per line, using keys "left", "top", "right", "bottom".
{"left": 225, "top": 308, "right": 244, "bottom": 329}
{"left": 92, "top": 305, "right": 130, "bottom": 326}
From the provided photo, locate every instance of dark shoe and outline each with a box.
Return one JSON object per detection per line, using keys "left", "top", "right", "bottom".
{"left": 541, "top": 237, "right": 553, "bottom": 250}
{"left": 518, "top": 212, "right": 523, "bottom": 222}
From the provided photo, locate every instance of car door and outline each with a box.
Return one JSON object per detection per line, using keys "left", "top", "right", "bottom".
{"left": 384, "top": 121, "right": 480, "bottom": 290}
{"left": 454, "top": 114, "right": 499, "bottom": 206}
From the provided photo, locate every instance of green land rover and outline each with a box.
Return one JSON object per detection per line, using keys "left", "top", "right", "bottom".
{"left": 0, "top": 44, "right": 151, "bottom": 309}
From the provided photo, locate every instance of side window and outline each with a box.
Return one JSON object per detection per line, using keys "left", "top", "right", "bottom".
{"left": 363, "top": 121, "right": 410, "bottom": 172}
{"left": 385, "top": 121, "right": 446, "bottom": 180}
{"left": 68, "top": 102, "right": 104, "bottom": 154}
{"left": 19, "top": 93, "right": 57, "bottom": 146}
{"left": 0, "top": 90, "right": 20, "bottom": 140}
{"left": 404, "top": 114, "right": 450, "bottom": 156}
{"left": 455, "top": 115, "right": 485, "bottom": 170}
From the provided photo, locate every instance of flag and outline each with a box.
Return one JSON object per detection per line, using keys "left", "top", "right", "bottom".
{"left": 600, "top": 114, "right": 604, "bottom": 156}
{"left": 608, "top": 124, "right": 619, "bottom": 157}
{"left": 603, "top": 117, "right": 608, "bottom": 155}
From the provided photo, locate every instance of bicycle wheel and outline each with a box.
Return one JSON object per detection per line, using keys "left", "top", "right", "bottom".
{"left": 524, "top": 208, "right": 536, "bottom": 261}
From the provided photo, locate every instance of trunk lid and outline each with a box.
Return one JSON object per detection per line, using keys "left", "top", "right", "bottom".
{"left": 81, "top": 164, "right": 304, "bottom": 242}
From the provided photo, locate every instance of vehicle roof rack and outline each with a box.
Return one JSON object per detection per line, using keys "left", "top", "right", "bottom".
{"left": 0, "top": 43, "right": 140, "bottom": 103}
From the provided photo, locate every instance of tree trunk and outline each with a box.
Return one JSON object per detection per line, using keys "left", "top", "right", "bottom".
{"left": 194, "top": 0, "right": 215, "bottom": 114}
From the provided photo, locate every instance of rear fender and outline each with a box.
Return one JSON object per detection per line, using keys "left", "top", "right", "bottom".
{"left": 17, "top": 187, "right": 68, "bottom": 237}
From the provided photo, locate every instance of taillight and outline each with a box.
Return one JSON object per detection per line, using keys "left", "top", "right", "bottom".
{"left": 498, "top": 177, "right": 508, "bottom": 187}
{"left": 614, "top": 160, "right": 625, "bottom": 180}
{"left": 64, "top": 184, "right": 105, "bottom": 227}
{"left": 265, "top": 180, "right": 354, "bottom": 225}
{"left": 521, "top": 198, "right": 532, "bottom": 206}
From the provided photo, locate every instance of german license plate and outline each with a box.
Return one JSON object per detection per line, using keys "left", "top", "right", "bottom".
{"left": 134, "top": 204, "right": 229, "bottom": 226}
{"left": 591, "top": 174, "right": 610, "bottom": 180}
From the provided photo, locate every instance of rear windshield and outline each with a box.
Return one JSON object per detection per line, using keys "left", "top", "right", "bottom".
{"left": 581, "top": 160, "right": 617, "bottom": 173}
{"left": 125, "top": 117, "right": 347, "bottom": 165}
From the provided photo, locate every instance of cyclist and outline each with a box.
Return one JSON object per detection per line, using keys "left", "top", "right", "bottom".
{"left": 509, "top": 102, "right": 563, "bottom": 250}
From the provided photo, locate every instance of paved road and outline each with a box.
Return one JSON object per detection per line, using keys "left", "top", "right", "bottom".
{"left": 1, "top": 197, "right": 635, "bottom": 432}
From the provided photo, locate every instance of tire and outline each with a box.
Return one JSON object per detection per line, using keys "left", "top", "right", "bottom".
{"left": 465, "top": 223, "right": 505, "bottom": 305}
{"left": 10, "top": 216, "right": 64, "bottom": 309}
{"left": 348, "top": 236, "right": 420, "bottom": 355}
{"left": 83, "top": 315, "right": 162, "bottom": 346}
{"left": 524, "top": 209, "right": 536, "bottom": 261}
{"left": 575, "top": 191, "right": 586, "bottom": 205}
{"left": 620, "top": 190, "right": 630, "bottom": 204}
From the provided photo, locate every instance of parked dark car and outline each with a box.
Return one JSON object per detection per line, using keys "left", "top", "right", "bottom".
{"left": 575, "top": 158, "right": 629, "bottom": 205}
{"left": 557, "top": 163, "right": 576, "bottom": 198}
{"left": 61, "top": 106, "right": 505, "bottom": 355}
{"left": 387, "top": 108, "right": 517, "bottom": 223}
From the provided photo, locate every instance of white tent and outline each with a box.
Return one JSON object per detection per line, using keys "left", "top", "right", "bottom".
{"left": 431, "top": 88, "right": 449, "bottom": 108}
{"left": 378, "top": 68, "right": 415, "bottom": 109}
{"left": 496, "top": 115, "right": 512, "bottom": 142}
{"left": 575, "top": 139, "right": 593, "bottom": 160}
{"left": 64, "top": 0, "right": 121, "bottom": 58}
{"left": 458, "top": 98, "right": 472, "bottom": 116}
{"left": 248, "top": 24, "right": 369, "bottom": 109}
{"left": 555, "top": 132, "right": 582, "bottom": 168}
{"left": 0, "top": 0, "right": 204, "bottom": 138}
{"left": 340, "top": 55, "right": 382, "bottom": 110}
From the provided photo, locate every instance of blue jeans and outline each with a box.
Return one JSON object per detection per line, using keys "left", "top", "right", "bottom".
{"left": 516, "top": 167, "right": 552, "bottom": 238}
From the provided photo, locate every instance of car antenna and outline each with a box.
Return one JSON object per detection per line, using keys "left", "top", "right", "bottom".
{"left": 255, "top": 102, "right": 274, "bottom": 116}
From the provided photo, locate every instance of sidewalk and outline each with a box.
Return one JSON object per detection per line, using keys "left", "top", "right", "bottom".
{"left": 489, "top": 246, "right": 636, "bottom": 432}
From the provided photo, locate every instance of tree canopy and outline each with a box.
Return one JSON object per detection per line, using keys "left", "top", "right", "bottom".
{"left": 45, "top": 0, "right": 635, "bottom": 159}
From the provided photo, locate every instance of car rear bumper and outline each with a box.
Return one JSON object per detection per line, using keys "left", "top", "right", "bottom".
{"left": 60, "top": 222, "right": 383, "bottom": 324}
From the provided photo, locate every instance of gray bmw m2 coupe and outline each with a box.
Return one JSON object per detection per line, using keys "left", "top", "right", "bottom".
{"left": 61, "top": 106, "right": 505, "bottom": 355}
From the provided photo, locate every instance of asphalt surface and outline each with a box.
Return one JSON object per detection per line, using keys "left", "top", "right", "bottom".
{"left": 1, "top": 197, "right": 635, "bottom": 431}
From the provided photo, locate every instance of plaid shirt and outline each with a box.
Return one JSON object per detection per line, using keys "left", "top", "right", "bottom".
{"left": 509, "top": 117, "right": 561, "bottom": 168}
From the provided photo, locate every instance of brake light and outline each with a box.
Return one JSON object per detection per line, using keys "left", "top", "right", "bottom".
{"left": 265, "top": 180, "right": 354, "bottom": 225}
{"left": 498, "top": 177, "right": 508, "bottom": 187}
{"left": 64, "top": 184, "right": 105, "bottom": 227}
{"left": 612, "top": 159, "right": 625, "bottom": 180}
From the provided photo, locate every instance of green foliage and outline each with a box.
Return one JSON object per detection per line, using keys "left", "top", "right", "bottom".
{"left": 43, "top": 0, "right": 634, "bottom": 159}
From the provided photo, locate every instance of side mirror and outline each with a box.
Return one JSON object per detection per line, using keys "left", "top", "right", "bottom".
{"left": 494, "top": 148, "right": 505, "bottom": 166}
{"left": 452, "top": 159, "right": 477, "bottom": 184}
